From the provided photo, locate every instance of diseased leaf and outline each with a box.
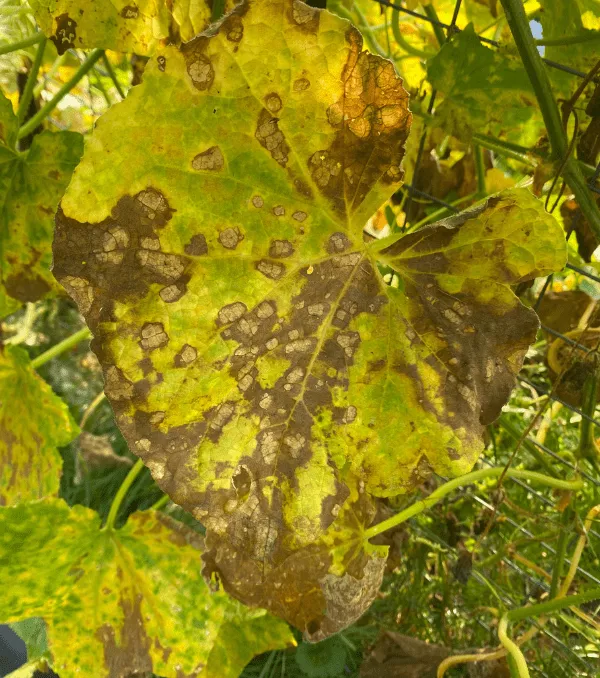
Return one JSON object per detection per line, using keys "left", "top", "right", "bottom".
{"left": 426, "top": 24, "right": 540, "bottom": 144}
{"left": 28, "top": 0, "right": 236, "bottom": 55}
{"left": 0, "top": 90, "right": 82, "bottom": 318}
{"left": 52, "top": 0, "right": 565, "bottom": 638}
{"left": 360, "top": 631, "right": 450, "bottom": 678}
{"left": 0, "top": 346, "right": 78, "bottom": 506}
{"left": 0, "top": 498, "right": 294, "bottom": 677}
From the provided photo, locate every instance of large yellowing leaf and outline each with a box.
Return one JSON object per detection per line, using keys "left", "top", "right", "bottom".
{"left": 0, "top": 498, "right": 294, "bottom": 677}
{"left": 0, "top": 346, "right": 78, "bottom": 506}
{"left": 28, "top": 0, "right": 236, "bottom": 54}
{"left": 52, "top": 0, "right": 565, "bottom": 637}
{"left": 0, "top": 90, "right": 83, "bottom": 318}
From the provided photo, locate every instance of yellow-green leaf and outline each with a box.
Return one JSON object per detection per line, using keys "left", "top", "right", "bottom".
{"left": 426, "top": 24, "right": 541, "bottom": 145}
{"left": 0, "top": 346, "right": 78, "bottom": 506}
{"left": 52, "top": 0, "right": 565, "bottom": 637}
{"left": 0, "top": 498, "right": 294, "bottom": 677}
{"left": 28, "top": 0, "right": 236, "bottom": 55}
{"left": 0, "top": 90, "right": 83, "bottom": 318}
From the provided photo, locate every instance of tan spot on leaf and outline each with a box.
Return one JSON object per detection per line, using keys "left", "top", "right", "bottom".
{"left": 272, "top": 205, "right": 285, "bottom": 216}
{"left": 192, "top": 146, "right": 224, "bottom": 171}
{"left": 256, "top": 260, "right": 285, "bottom": 280}
{"left": 140, "top": 323, "right": 169, "bottom": 351}
{"left": 218, "top": 302, "right": 247, "bottom": 325}
{"left": 175, "top": 344, "right": 197, "bottom": 366}
{"left": 218, "top": 227, "right": 244, "bottom": 250}
{"left": 293, "top": 77, "right": 310, "bottom": 91}
{"left": 251, "top": 195, "right": 264, "bottom": 208}
{"left": 265, "top": 93, "right": 282, "bottom": 113}
{"left": 269, "top": 240, "right": 294, "bottom": 258}
{"left": 292, "top": 211, "right": 307, "bottom": 222}
{"left": 159, "top": 283, "right": 186, "bottom": 303}
{"left": 255, "top": 109, "right": 290, "bottom": 167}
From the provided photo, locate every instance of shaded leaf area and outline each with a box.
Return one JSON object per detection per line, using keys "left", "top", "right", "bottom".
{"left": 0, "top": 499, "right": 294, "bottom": 677}
{"left": 360, "top": 631, "right": 449, "bottom": 678}
{"left": 0, "top": 346, "right": 78, "bottom": 506}
{"left": 426, "top": 24, "right": 541, "bottom": 145}
{"left": 537, "top": 0, "right": 600, "bottom": 96}
{"left": 28, "top": 0, "right": 236, "bottom": 55}
{"left": 0, "top": 90, "right": 83, "bottom": 319}
{"left": 52, "top": 0, "right": 565, "bottom": 638}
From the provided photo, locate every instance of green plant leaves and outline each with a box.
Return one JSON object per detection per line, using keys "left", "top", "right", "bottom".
{"left": 0, "top": 345, "right": 78, "bottom": 506}
{"left": 28, "top": 0, "right": 234, "bottom": 54}
{"left": 52, "top": 0, "right": 566, "bottom": 638}
{"left": 0, "top": 90, "right": 82, "bottom": 318}
{"left": 0, "top": 498, "right": 294, "bottom": 677}
{"left": 426, "top": 24, "right": 540, "bottom": 144}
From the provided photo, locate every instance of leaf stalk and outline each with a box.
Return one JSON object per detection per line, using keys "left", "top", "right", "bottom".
{"left": 30, "top": 327, "right": 91, "bottom": 369}
{"left": 104, "top": 458, "right": 145, "bottom": 531}
{"left": 0, "top": 33, "right": 44, "bottom": 57}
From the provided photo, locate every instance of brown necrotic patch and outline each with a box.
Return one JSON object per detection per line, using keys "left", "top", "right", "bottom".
{"left": 255, "top": 109, "right": 290, "bottom": 167}
{"left": 192, "top": 146, "right": 224, "bottom": 171}
{"left": 256, "top": 259, "right": 286, "bottom": 280}
{"left": 293, "top": 77, "right": 310, "bottom": 92}
{"left": 51, "top": 13, "right": 77, "bottom": 55}
{"left": 139, "top": 322, "right": 169, "bottom": 351}
{"left": 269, "top": 239, "right": 294, "bottom": 258}
{"left": 308, "top": 27, "right": 411, "bottom": 215}
{"left": 288, "top": 0, "right": 320, "bottom": 33}
{"left": 184, "top": 233, "right": 208, "bottom": 256}
{"left": 218, "top": 227, "right": 243, "bottom": 249}
{"left": 181, "top": 36, "right": 214, "bottom": 91}
{"left": 120, "top": 4, "right": 139, "bottom": 18}
{"left": 223, "top": 13, "right": 244, "bottom": 42}
{"left": 54, "top": 188, "right": 187, "bottom": 339}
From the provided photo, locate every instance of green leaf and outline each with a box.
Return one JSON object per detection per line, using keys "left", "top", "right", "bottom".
{"left": 537, "top": 0, "right": 600, "bottom": 96}
{"left": 0, "top": 498, "right": 294, "bottom": 677}
{"left": 426, "top": 24, "right": 541, "bottom": 144}
{"left": 28, "top": 0, "right": 236, "bottom": 55}
{"left": 0, "top": 345, "right": 79, "bottom": 506}
{"left": 0, "top": 90, "right": 83, "bottom": 318}
{"left": 52, "top": 0, "right": 565, "bottom": 637}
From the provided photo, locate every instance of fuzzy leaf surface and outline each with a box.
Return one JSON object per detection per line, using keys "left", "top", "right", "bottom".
{"left": 0, "top": 346, "right": 78, "bottom": 506}
{"left": 0, "top": 90, "right": 82, "bottom": 318}
{"left": 53, "top": 0, "right": 565, "bottom": 637}
{"left": 28, "top": 0, "right": 235, "bottom": 54}
{"left": 0, "top": 498, "right": 293, "bottom": 677}
{"left": 426, "top": 24, "right": 540, "bottom": 144}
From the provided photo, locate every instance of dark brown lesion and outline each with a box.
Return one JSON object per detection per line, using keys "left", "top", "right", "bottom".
{"left": 181, "top": 36, "right": 214, "bottom": 91}
{"left": 120, "top": 4, "right": 139, "bottom": 18}
{"left": 192, "top": 146, "right": 224, "bottom": 171}
{"left": 51, "top": 13, "right": 77, "bottom": 55}
{"left": 255, "top": 109, "right": 290, "bottom": 167}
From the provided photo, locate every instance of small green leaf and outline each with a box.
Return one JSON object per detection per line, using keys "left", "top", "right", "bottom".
{"left": 0, "top": 89, "right": 82, "bottom": 318}
{"left": 0, "top": 498, "right": 294, "bottom": 677}
{"left": 28, "top": 0, "right": 236, "bottom": 55}
{"left": 427, "top": 24, "right": 541, "bottom": 144}
{"left": 0, "top": 345, "right": 79, "bottom": 506}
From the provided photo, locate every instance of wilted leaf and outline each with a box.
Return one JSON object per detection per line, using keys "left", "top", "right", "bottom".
{"left": 360, "top": 631, "right": 449, "bottom": 678}
{"left": 78, "top": 431, "right": 133, "bottom": 470}
{"left": 53, "top": 0, "right": 565, "bottom": 638}
{"left": 28, "top": 0, "right": 235, "bottom": 55}
{"left": 427, "top": 24, "right": 540, "bottom": 144}
{"left": 0, "top": 346, "right": 78, "bottom": 506}
{"left": 0, "top": 89, "right": 82, "bottom": 318}
{"left": 0, "top": 498, "right": 294, "bottom": 677}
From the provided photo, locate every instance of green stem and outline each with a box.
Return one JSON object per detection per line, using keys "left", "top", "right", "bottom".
{"left": 104, "top": 458, "right": 145, "bottom": 530}
{"left": 549, "top": 509, "right": 572, "bottom": 598}
{"left": 30, "top": 327, "right": 91, "bottom": 369}
{"left": 17, "top": 37, "right": 47, "bottom": 129}
{"left": 150, "top": 494, "right": 170, "bottom": 511}
{"left": 391, "top": 8, "right": 433, "bottom": 59}
{"left": 507, "top": 587, "right": 600, "bottom": 622}
{"left": 17, "top": 48, "right": 104, "bottom": 140}
{"left": 536, "top": 33, "right": 600, "bottom": 47}
{"left": 363, "top": 468, "right": 582, "bottom": 541}
{"left": 423, "top": 4, "right": 447, "bottom": 48}
{"left": 498, "top": 616, "right": 530, "bottom": 678}
{"left": 101, "top": 53, "right": 125, "bottom": 99}
{"left": 500, "top": 0, "right": 600, "bottom": 237}
{"left": 0, "top": 33, "right": 44, "bottom": 57}
{"left": 474, "top": 144, "right": 486, "bottom": 196}
{"left": 578, "top": 372, "right": 598, "bottom": 461}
